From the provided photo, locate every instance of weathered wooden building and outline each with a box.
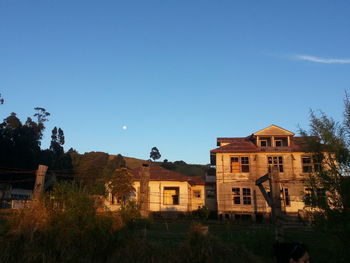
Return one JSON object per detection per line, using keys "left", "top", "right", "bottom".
{"left": 210, "top": 125, "right": 317, "bottom": 220}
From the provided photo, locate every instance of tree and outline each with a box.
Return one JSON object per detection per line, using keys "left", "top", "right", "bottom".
{"left": 34, "top": 107, "right": 50, "bottom": 141}
{"left": 107, "top": 168, "right": 135, "bottom": 205}
{"left": 0, "top": 112, "right": 42, "bottom": 169}
{"left": 300, "top": 95, "right": 350, "bottom": 260}
{"left": 150, "top": 147, "right": 161, "bottom": 162}
{"left": 0, "top": 93, "right": 4, "bottom": 104}
{"left": 50, "top": 127, "right": 65, "bottom": 154}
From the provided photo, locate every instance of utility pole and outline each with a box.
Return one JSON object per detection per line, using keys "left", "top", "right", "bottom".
{"left": 256, "top": 166, "right": 284, "bottom": 242}
{"left": 269, "top": 166, "right": 284, "bottom": 242}
{"left": 139, "top": 163, "right": 150, "bottom": 217}
{"left": 33, "top": 164, "right": 48, "bottom": 200}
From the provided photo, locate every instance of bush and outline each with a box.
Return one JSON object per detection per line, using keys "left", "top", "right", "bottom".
{"left": 173, "top": 222, "right": 263, "bottom": 263}
{"left": 119, "top": 200, "right": 141, "bottom": 225}
{"left": 0, "top": 182, "right": 119, "bottom": 263}
{"left": 192, "top": 206, "right": 210, "bottom": 220}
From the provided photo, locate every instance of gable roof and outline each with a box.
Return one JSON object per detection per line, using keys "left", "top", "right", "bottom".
{"left": 211, "top": 136, "right": 306, "bottom": 154}
{"left": 253, "top": 124, "right": 295, "bottom": 136}
{"left": 131, "top": 165, "right": 204, "bottom": 185}
{"left": 212, "top": 137, "right": 258, "bottom": 153}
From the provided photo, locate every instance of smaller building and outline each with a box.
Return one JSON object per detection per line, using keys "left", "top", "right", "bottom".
{"left": 0, "top": 185, "right": 32, "bottom": 209}
{"left": 105, "top": 165, "right": 205, "bottom": 214}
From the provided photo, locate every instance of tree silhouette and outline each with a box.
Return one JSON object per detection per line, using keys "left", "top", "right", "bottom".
{"left": 150, "top": 147, "right": 161, "bottom": 162}
{"left": 34, "top": 107, "right": 50, "bottom": 141}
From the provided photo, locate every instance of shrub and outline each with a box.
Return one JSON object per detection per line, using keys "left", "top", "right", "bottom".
{"left": 119, "top": 199, "right": 141, "bottom": 225}
{"left": 0, "top": 182, "right": 119, "bottom": 263}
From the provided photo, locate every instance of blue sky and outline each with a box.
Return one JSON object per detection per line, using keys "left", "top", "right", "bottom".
{"left": 1, "top": 0, "right": 350, "bottom": 164}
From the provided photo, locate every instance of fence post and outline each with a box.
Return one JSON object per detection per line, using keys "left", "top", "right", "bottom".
{"left": 140, "top": 163, "right": 150, "bottom": 217}
{"left": 33, "top": 164, "right": 48, "bottom": 200}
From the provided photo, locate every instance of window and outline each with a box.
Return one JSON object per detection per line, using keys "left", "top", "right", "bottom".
{"left": 274, "top": 137, "right": 288, "bottom": 147}
{"left": 259, "top": 137, "right": 272, "bottom": 147}
{"left": 232, "top": 187, "right": 251, "bottom": 205}
{"left": 268, "top": 156, "right": 284, "bottom": 172}
{"left": 243, "top": 188, "right": 252, "bottom": 205}
{"left": 232, "top": 188, "right": 240, "bottom": 204}
{"left": 302, "top": 156, "right": 321, "bottom": 173}
{"left": 241, "top": 157, "right": 250, "bottom": 172}
{"left": 283, "top": 188, "right": 290, "bottom": 206}
{"left": 230, "top": 156, "right": 250, "bottom": 173}
{"left": 163, "top": 187, "right": 179, "bottom": 205}
{"left": 193, "top": 190, "right": 201, "bottom": 198}
{"left": 260, "top": 140, "right": 267, "bottom": 147}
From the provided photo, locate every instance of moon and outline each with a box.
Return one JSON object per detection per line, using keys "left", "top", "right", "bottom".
{"left": 122, "top": 125, "right": 128, "bottom": 130}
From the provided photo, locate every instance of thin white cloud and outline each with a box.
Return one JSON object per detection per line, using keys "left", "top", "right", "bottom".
{"left": 294, "top": 55, "right": 350, "bottom": 64}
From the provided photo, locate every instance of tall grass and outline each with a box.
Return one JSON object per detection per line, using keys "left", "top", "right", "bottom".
{"left": 0, "top": 182, "right": 119, "bottom": 263}
{"left": 0, "top": 183, "right": 264, "bottom": 263}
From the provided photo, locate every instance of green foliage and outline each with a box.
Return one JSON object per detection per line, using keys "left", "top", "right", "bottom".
{"left": 107, "top": 167, "right": 135, "bottom": 204}
{"left": 103, "top": 154, "right": 126, "bottom": 178}
{"left": 120, "top": 200, "right": 141, "bottom": 225}
{"left": 174, "top": 222, "right": 263, "bottom": 263}
{"left": 67, "top": 153, "right": 128, "bottom": 196}
{"left": 192, "top": 206, "right": 210, "bottom": 220}
{"left": 0, "top": 112, "right": 42, "bottom": 169}
{"left": 0, "top": 108, "right": 73, "bottom": 172}
{"left": 160, "top": 160, "right": 210, "bottom": 177}
{"left": 0, "top": 181, "right": 118, "bottom": 263}
{"left": 300, "top": 94, "right": 350, "bottom": 260}
{"left": 71, "top": 152, "right": 109, "bottom": 194}
{"left": 150, "top": 147, "right": 161, "bottom": 162}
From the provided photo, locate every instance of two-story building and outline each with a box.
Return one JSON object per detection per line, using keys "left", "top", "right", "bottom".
{"left": 210, "top": 125, "right": 317, "bottom": 221}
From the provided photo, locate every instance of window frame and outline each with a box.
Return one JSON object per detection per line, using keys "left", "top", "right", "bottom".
{"left": 232, "top": 187, "right": 252, "bottom": 205}
{"left": 283, "top": 188, "right": 290, "bottom": 206}
{"left": 301, "top": 155, "right": 321, "bottom": 173}
{"left": 259, "top": 137, "right": 272, "bottom": 147}
{"left": 232, "top": 188, "right": 241, "bottom": 204}
{"left": 242, "top": 188, "right": 252, "bottom": 205}
{"left": 268, "top": 156, "right": 284, "bottom": 173}
{"left": 274, "top": 137, "right": 288, "bottom": 147}
{"left": 230, "top": 156, "right": 250, "bottom": 173}
{"left": 163, "top": 187, "right": 180, "bottom": 205}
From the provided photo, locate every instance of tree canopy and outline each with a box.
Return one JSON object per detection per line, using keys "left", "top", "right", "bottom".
{"left": 300, "top": 94, "right": 350, "bottom": 256}
{"left": 106, "top": 167, "right": 135, "bottom": 205}
{"left": 149, "top": 147, "right": 161, "bottom": 162}
{"left": 0, "top": 108, "right": 73, "bottom": 193}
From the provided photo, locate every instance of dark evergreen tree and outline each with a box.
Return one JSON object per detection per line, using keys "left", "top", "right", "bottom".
{"left": 150, "top": 147, "right": 161, "bottom": 162}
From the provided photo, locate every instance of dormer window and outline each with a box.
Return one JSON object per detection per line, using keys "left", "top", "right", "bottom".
{"left": 260, "top": 140, "right": 267, "bottom": 147}
{"left": 274, "top": 137, "right": 288, "bottom": 147}
{"left": 275, "top": 140, "right": 283, "bottom": 147}
{"left": 259, "top": 137, "right": 271, "bottom": 147}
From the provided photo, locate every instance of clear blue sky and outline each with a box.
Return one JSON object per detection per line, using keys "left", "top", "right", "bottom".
{"left": 1, "top": 0, "right": 350, "bottom": 164}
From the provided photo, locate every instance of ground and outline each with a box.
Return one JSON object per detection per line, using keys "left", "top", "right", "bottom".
{"left": 0, "top": 210, "right": 346, "bottom": 263}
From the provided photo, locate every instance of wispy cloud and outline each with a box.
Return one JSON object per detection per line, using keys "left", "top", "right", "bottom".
{"left": 294, "top": 55, "right": 350, "bottom": 64}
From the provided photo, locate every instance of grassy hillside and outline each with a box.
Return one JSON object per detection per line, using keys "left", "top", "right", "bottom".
{"left": 159, "top": 160, "right": 209, "bottom": 177}
{"left": 89, "top": 153, "right": 209, "bottom": 177}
